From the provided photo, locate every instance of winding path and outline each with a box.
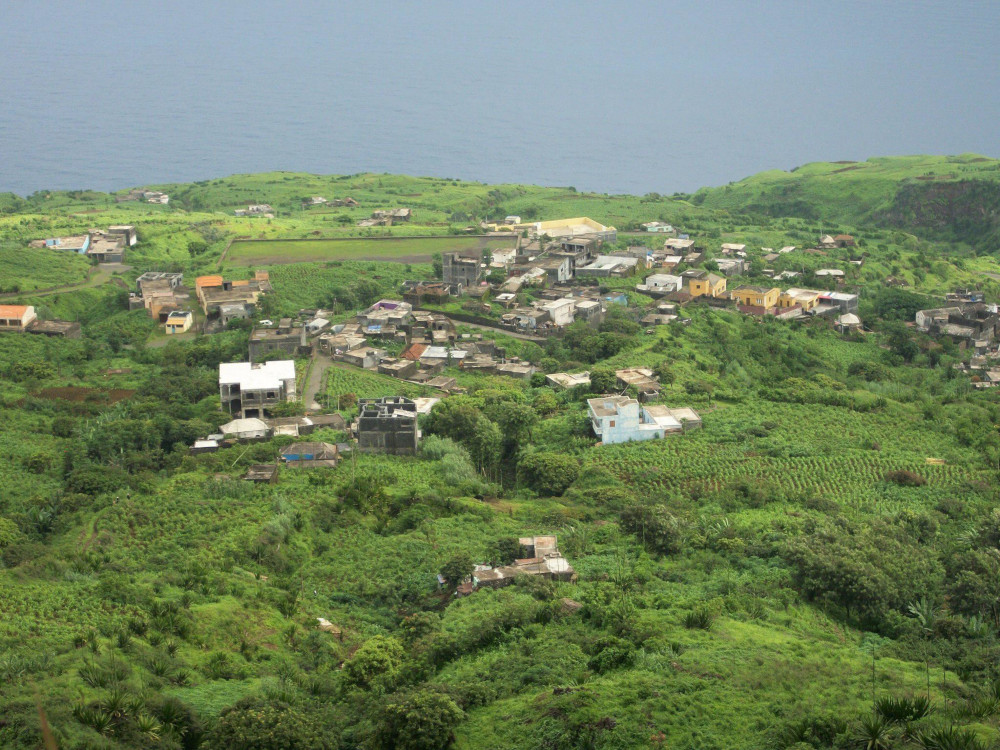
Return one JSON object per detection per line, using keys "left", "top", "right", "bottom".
{"left": 0, "top": 263, "right": 131, "bottom": 299}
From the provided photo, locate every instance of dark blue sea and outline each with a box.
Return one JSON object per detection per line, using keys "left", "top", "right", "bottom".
{"left": 1, "top": 0, "right": 997, "bottom": 196}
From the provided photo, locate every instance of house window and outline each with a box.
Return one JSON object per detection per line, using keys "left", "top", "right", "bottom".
{"left": 266, "top": 391, "right": 276, "bottom": 399}
{"left": 609, "top": 420, "right": 616, "bottom": 428}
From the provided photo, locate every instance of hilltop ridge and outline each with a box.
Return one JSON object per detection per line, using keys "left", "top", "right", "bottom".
{"left": 691, "top": 154, "right": 1000, "bottom": 248}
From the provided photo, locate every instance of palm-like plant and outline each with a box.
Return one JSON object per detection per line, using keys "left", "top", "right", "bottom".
{"left": 913, "top": 724, "right": 986, "bottom": 750}
{"left": 134, "top": 714, "right": 162, "bottom": 742}
{"left": 875, "top": 695, "right": 934, "bottom": 725}
{"left": 99, "top": 687, "right": 130, "bottom": 721}
{"left": 907, "top": 597, "right": 942, "bottom": 633}
{"left": 854, "top": 714, "right": 895, "bottom": 750}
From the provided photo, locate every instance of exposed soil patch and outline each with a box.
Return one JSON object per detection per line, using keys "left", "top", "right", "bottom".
{"left": 832, "top": 165, "right": 862, "bottom": 173}
{"left": 36, "top": 386, "right": 135, "bottom": 404}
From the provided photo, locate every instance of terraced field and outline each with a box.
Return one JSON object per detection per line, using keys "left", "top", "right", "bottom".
{"left": 584, "top": 401, "right": 990, "bottom": 508}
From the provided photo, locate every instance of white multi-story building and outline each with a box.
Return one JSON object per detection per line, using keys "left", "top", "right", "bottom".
{"left": 219, "top": 360, "right": 296, "bottom": 418}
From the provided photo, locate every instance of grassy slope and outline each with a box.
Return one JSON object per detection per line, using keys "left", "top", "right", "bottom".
{"left": 4, "top": 163, "right": 1000, "bottom": 747}
{"left": 2, "top": 307, "right": 997, "bottom": 748}
{"left": 0, "top": 243, "right": 92, "bottom": 293}
{"left": 690, "top": 154, "right": 1000, "bottom": 236}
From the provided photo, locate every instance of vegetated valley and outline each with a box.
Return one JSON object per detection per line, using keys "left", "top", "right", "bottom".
{"left": 2, "top": 155, "right": 1000, "bottom": 749}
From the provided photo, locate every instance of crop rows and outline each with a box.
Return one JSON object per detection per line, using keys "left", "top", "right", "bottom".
{"left": 585, "top": 443, "right": 987, "bottom": 506}
{"left": 325, "top": 367, "right": 431, "bottom": 400}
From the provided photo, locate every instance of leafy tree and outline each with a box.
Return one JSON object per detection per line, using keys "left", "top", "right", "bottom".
{"left": 373, "top": 688, "right": 464, "bottom": 750}
{"left": 51, "top": 416, "right": 77, "bottom": 438}
{"left": 532, "top": 390, "right": 558, "bottom": 416}
{"left": 589, "top": 368, "right": 617, "bottom": 393}
{"left": 440, "top": 553, "right": 474, "bottom": 588}
{"left": 868, "top": 287, "right": 935, "bottom": 321}
{"left": 684, "top": 380, "right": 714, "bottom": 402}
{"left": 882, "top": 322, "right": 919, "bottom": 363}
{"left": 653, "top": 360, "right": 675, "bottom": 385}
{"left": 468, "top": 416, "right": 503, "bottom": 479}
{"left": 343, "top": 635, "right": 404, "bottom": 693}
{"left": 209, "top": 698, "right": 330, "bottom": 750}
{"left": 425, "top": 397, "right": 484, "bottom": 444}
{"left": 0, "top": 516, "right": 23, "bottom": 551}
{"left": 340, "top": 472, "right": 390, "bottom": 517}
{"left": 491, "top": 537, "right": 523, "bottom": 565}
{"left": 599, "top": 306, "right": 640, "bottom": 336}
{"left": 848, "top": 361, "right": 889, "bottom": 382}
{"left": 7, "top": 360, "right": 55, "bottom": 382}
{"left": 487, "top": 400, "right": 537, "bottom": 451}
{"left": 619, "top": 504, "right": 685, "bottom": 555}
{"left": 65, "top": 464, "right": 129, "bottom": 496}
{"left": 785, "top": 521, "right": 943, "bottom": 630}
{"left": 518, "top": 452, "right": 580, "bottom": 496}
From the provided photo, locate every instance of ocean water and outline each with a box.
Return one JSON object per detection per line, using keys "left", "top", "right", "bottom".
{"left": 1, "top": 0, "right": 997, "bottom": 196}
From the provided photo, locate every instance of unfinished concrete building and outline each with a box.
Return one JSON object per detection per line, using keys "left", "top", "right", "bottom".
{"left": 355, "top": 396, "right": 419, "bottom": 455}
{"left": 442, "top": 250, "right": 482, "bottom": 292}
{"left": 218, "top": 360, "right": 297, "bottom": 418}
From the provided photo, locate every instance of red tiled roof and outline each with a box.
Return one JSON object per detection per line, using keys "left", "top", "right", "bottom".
{"left": 402, "top": 343, "right": 427, "bottom": 360}
{"left": 0, "top": 305, "right": 30, "bottom": 318}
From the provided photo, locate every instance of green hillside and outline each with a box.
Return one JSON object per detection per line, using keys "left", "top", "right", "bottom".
{"left": 691, "top": 155, "right": 1000, "bottom": 249}
{"left": 2, "top": 166, "right": 1000, "bottom": 749}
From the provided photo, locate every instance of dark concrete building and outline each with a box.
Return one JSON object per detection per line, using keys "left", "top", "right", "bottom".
{"left": 356, "top": 397, "right": 419, "bottom": 455}
{"left": 442, "top": 250, "right": 482, "bottom": 291}
{"left": 249, "top": 320, "right": 307, "bottom": 362}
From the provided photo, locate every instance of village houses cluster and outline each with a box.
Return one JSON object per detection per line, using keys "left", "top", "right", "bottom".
{"left": 14, "top": 210, "right": 911, "bottom": 488}
{"left": 18, "top": 209, "right": 993, "bottom": 601}
{"left": 916, "top": 290, "right": 1000, "bottom": 387}
{"left": 30, "top": 224, "right": 137, "bottom": 264}
{"left": 127, "top": 270, "right": 273, "bottom": 335}
{"left": 190, "top": 216, "right": 887, "bottom": 477}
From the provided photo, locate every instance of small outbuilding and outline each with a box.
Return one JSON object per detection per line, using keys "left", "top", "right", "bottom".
{"left": 279, "top": 442, "right": 340, "bottom": 468}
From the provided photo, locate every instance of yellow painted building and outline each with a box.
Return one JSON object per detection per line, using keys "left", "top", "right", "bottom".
{"left": 485, "top": 216, "right": 616, "bottom": 239}
{"left": 688, "top": 272, "right": 727, "bottom": 298}
{"left": 778, "top": 288, "right": 822, "bottom": 311}
{"left": 731, "top": 286, "right": 780, "bottom": 309}
{"left": 165, "top": 310, "right": 193, "bottom": 334}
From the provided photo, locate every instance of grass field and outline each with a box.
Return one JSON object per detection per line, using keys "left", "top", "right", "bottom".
{"left": 0, "top": 243, "right": 92, "bottom": 293}
{"left": 225, "top": 234, "right": 516, "bottom": 265}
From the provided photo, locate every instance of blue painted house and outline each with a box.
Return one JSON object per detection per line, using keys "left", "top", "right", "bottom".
{"left": 45, "top": 234, "right": 90, "bottom": 254}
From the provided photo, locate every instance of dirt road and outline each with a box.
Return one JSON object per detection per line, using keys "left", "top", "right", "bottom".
{"left": 303, "top": 350, "right": 333, "bottom": 410}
